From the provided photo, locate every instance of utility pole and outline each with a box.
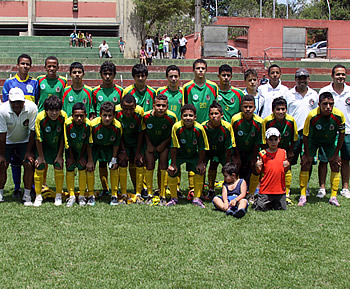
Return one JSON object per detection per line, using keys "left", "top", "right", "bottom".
{"left": 195, "top": 0, "right": 201, "bottom": 41}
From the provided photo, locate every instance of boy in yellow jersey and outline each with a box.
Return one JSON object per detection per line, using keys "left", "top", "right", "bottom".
{"left": 262, "top": 97, "right": 298, "bottom": 204}
{"left": 115, "top": 94, "right": 144, "bottom": 205}
{"left": 202, "top": 101, "right": 235, "bottom": 200}
{"left": 90, "top": 101, "right": 122, "bottom": 206}
{"left": 33, "top": 95, "right": 67, "bottom": 207}
{"left": 298, "top": 92, "right": 345, "bottom": 207}
{"left": 64, "top": 102, "right": 94, "bottom": 207}
{"left": 143, "top": 94, "right": 177, "bottom": 205}
{"left": 167, "top": 104, "right": 209, "bottom": 208}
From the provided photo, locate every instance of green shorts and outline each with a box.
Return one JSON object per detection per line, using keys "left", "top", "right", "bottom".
{"left": 206, "top": 152, "right": 227, "bottom": 166}
{"left": 35, "top": 145, "right": 59, "bottom": 165}
{"left": 93, "top": 145, "right": 113, "bottom": 163}
{"left": 65, "top": 150, "right": 87, "bottom": 171}
{"left": 5, "top": 143, "right": 27, "bottom": 164}
{"left": 341, "top": 134, "right": 350, "bottom": 161}
{"left": 169, "top": 155, "right": 200, "bottom": 177}
{"left": 309, "top": 140, "right": 336, "bottom": 161}
{"left": 291, "top": 130, "right": 318, "bottom": 165}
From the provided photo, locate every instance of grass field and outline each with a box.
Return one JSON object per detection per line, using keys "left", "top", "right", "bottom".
{"left": 1, "top": 164, "right": 350, "bottom": 288}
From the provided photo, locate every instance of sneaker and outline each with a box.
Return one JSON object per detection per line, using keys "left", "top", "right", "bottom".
{"left": 286, "top": 196, "right": 294, "bottom": 205}
{"left": 204, "top": 189, "right": 216, "bottom": 201}
{"left": 226, "top": 209, "right": 234, "bottom": 216}
{"left": 135, "top": 195, "right": 144, "bottom": 204}
{"left": 192, "top": 198, "right": 206, "bottom": 209}
{"left": 118, "top": 198, "right": 127, "bottom": 205}
{"left": 33, "top": 195, "right": 43, "bottom": 207}
{"left": 329, "top": 196, "right": 340, "bottom": 207}
{"left": 340, "top": 188, "right": 350, "bottom": 199}
{"left": 306, "top": 188, "right": 310, "bottom": 197}
{"left": 316, "top": 188, "right": 326, "bottom": 198}
{"left": 87, "top": 195, "right": 96, "bottom": 206}
{"left": 110, "top": 196, "right": 119, "bottom": 206}
{"left": 187, "top": 189, "right": 194, "bottom": 201}
{"left": 12, "top": 189, "right": 22, "bottom": 199}
{"left": 177, "top": 189, "right": 184, "bottom": 199}
{"left": 297, "top": 196, "right": 307, "bottom": 207}
{"left": 78, "top": 196, "right": 86, "bottom": 206}
{"left": 54, "top": 194, "right": 62, "bottom": 206}
{"left": 0, "top": 193, "right": 3, "bottom": 203}
{"left": 99, "top": 189, "right": 110, "bottom": 197}
{"left": 22, "top": 193, "right": 32, "bottom": 206}
{"left": 66, "top": 196, "right": 76, "bottom": 207}
{"left": 141, "top": 188, "right": 148, "bottom": 199}
{"left": 166, "top": 198, "right": 178, "bottom": 207}
{"left": 233, "top": 208, "right": 246, "bottom": 219}
{"left": 145, "top": 196, "right": 153, "bottom": 205}
{"left": 159, "top": 197, "right": 167, "bottom": 206}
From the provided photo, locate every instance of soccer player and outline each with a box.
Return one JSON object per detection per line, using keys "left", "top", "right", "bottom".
{"left": 319, "top": 64, "right": 350, "bottom": 199}
{"left": 143, "top": 94, "right": 177, "bottom": 205}
{"left": 202, "top": 101, "right": 235, "bottom": 200}
{"left": 216, "top": 64, "right": 244, "bottom": 122}
{"left": 62, "top": 62, "right": 94, "bottom": 118}
{"left": 258, "top": 64, "right": 289, "bottom": 119}
{"left": 156, "top": 65, "right": 183, "bottom": 119}
{"left": 243, "top": 69, "right": 261, "bottom": 115}
{"left": 262, "top": 97, "right": 298, "bottom": 204}
{"left": 64, "top": 102, "right": 94, "bottom": 207}
{"left": 298, "top": 92, "right": 345, "bottom": 207}
{"left": 167, "top": 104, "right": 209, "bottom": 208}
{"left": 231, "top": 94, "right": 263, "bottom": 197}
{"left": 123, "top": 64, "right": 156, "bottom": 112}
{"left": 37, "top": 56, "right": 67, "bottom": 112}
{"left": 90, "top": 101, "right": 122, "bottom": 206}
{"left": 115, "top": 94, "right": 144, "bottom": 205}
{"left": 33, "top": 95, "right": 67, "bottom": 207}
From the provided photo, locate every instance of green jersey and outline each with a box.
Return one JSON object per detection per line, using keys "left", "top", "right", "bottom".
{"left": 37, "top": 75, "right": 67, "bottom": 112}
{"left": 231, "top": 112, "right": 263, "bottom": 152}
{"left": 217, "top": 86, "right": 244, "bottom": 122}
{"left": 183, "top": 80, "right": 218, "bottom": 124}
{"left": 115, "top": 104, "right": 144, "bottom": 147}
{"left": 142, "top": 110, "right": 177, "bottom": 146}
{"left": 64, "top": 116, "right": 92, "bottom": 156}
{"left": 62, "top": 85, "right": 94, "bottom": 118}
{"left": 123, "top": 84, "right": 156, "bottom": 112}
{"left": 92, "top": 84, "right": 123, "bottom": 116}
{"left": 156, "top": 86, "right": 183, "bottom": 119}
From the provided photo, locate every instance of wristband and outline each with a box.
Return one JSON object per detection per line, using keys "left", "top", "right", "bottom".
{"left": 109, "top": 157, "right": 118, "bottom": 168}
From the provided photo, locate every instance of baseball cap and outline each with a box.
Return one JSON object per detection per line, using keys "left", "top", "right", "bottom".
{"left": 295, "top": 68, "right": 310, "bottom": 78}
{"left": 9, "top": 87, "right": 25, "bottom": 102}
{"left": 266, "top": 127, "right": 280, "bottom": 139}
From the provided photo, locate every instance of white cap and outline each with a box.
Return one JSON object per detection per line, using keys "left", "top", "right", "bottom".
{"left": 266, "top": 127, "right": 280, "bottom": 139}
{"left": 9, "top": 87, "right": 25, "bottom": 102}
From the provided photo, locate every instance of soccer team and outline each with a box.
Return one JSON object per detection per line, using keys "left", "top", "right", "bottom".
{"left": 0, "top": 53, "right": 349, "bottom": 217}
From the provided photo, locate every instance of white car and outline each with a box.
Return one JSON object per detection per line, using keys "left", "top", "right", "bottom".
{"left": 306, "top": 41, "right": 327, "bottom": 58}
{"left": 227, "top": 45, "right": 239, "bottom": 58}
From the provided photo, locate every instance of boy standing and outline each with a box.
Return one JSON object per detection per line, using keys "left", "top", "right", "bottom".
{"left": 243, "top": 69, "right": 261, "bottom": 115}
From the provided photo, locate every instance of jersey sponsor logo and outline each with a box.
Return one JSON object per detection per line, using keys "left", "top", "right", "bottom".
{"left": 178, "top": 99, "right": 182, "bottom": 104}
{"left": 129, "top": 123, "right": 135, "bottom": 129}
{"left": 251, "top": 132, "right": 255, "bottom": 137}
{"left": 346, "top": 97, "right": 350, "bottom": 105}
{"left": 69, "top": 96, "right": 74, "bottom": 102}
{"left": 147, "top": 123, "right": 153, "bottom": 129}
{"left": 82, "top": 133, "right": 86, "bottom": 139}
{"left": 193, "top": 94, "right": 199, "bottom": 101}
{"left": 309, "top": 99, "right": 315, "bottom": 106}
{"left": 26, "top": 84, "right": 33, "bottom": 93}
{"left": 206, "top": 95, "right": 210, "bottom": 100}
{"left": 193, "top": 139, "right": 198, "bottom": 145}
{"left": 23, "top": 119, "right": 29, "bottom": 126}
{"left": 45, "top": 126, "right": 51, "bottom": 133}
{"left": 83, "top": 98, "right": 87, "bottom": 104}
{"left": 329, "top": 124, "right": 335, "bottom": 130}
{"left": 56, "top": 87, "right": 61, "bottom": 93}
{"left": 231, "top": 97, "right": 235, "bottom": 103}
{"left": 238, "top": 130, "right": 244, "bottom": 136}
{"left": 162, "top": 124, "right": 167, "bottom": 130}
{"left": 57, "top": 127, "right": 62, "bottom": 132}
{"left": 316, "top": 124, "right": 322, "bottom": 130}
{"left": 70, "top": 132, "right": 77, "bottom": 139}
{"left": 219, "top": 136, "right": 224, "bottom": 142}
{"left": 110, "top": 136, "right": 116, "bottom": 141}
{"left": 97, "top": 133, "right": 104, "bottom": 140}
{"left": 98, "top": 95, "right": 104, "bottom": 102}
{"left": 40, "top": 84, "right": 46, "bottom": 90}
{"left": 217, "top": 95, "right": 222, "bottom": 101}
{"left": 181, "top": 139, "right": 186, "bottom": 144}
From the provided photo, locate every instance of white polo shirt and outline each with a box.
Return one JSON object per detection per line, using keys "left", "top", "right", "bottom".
{"left": 286, "top": 86, "right": 319, "bottom": 131}
{"left": 258, "top": 80, "right": 289, "bottom": 119}
{"left": 0, "top": 100, "right": 38, "bottom": 144}
{"left": 319, "top": 83, "right": 350, "bottom": 134}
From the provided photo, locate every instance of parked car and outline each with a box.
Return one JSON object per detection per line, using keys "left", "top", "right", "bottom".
{"left": 306, "top": 41, "right": 327, "bottom": 58}
{"left": 227, "top": 45, "right": 239, "bottom": 58}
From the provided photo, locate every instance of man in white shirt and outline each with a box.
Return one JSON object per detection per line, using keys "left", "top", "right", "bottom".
{"left": 0, "top": 87, "right": 38, "bottom": 205}
{"left": 319, "top": 64, "right": 350, "bottom": 199}
{"left": 145, "top": 35, "right": 154, "bottom": 53}
{"left": 258, "top": 64, "right": 289, "bottom": 119}
{"left": 163, "top": 34, "right": 170, "bottom": 59}
{"left": 99, "top": 40, "right": 112, "bottom": 58}
{"left": 179, "top": 35, "right": 187, "bottom": 59}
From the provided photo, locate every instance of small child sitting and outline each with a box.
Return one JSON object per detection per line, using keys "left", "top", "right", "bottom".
{"left": 212, "top": 162, "right": 248, "bottom": 218}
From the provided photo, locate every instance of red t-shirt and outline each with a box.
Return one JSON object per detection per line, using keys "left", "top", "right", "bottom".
{"left": 259, "top": 148, "right": 286, "bottom": 195}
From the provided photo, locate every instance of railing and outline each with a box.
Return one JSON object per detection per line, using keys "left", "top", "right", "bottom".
{"left": 263, "top": 47, "right": 306, "bottom": 68}
{"left": 238, "top": 50, "right": 249, "bottom": 71}
{"left": 327, "top": 48, "right": 350, "bottom": 59}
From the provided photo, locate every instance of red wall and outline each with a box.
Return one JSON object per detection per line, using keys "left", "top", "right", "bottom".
{"left": 0, "top": 1, "right": 27, "bottom": 17}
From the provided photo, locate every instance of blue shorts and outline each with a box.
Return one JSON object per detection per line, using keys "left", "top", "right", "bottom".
{"left": 212, "top": 195, "right": 249, "bottom": 210}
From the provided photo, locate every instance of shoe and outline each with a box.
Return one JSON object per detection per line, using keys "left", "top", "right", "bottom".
{"left": 340, "top": 188, "right": 350, "bottom": 199}
{"left": 110, "top": 196, "right": 118, "bottom": 206}
{"left": 141, "top": 188, "right": 148, "bottom": 199}
{"left": 192, "top": 198, "right": 206, "bottom": 208}
{"left": 233, "top": 208, "right": 246, "bottom": 218}
{"left": 204, "top": 189, "right": 216, "bottom": 201}
{"left": 166, "top": 198, "right": 178, "bottom": 207}
{"left": 246, "top": 194, "right": 255, "bottom": 205}
{"left": 306, "top": 188, "right": 310, "bottom": 196}
{"left": 145, "top": 196, "right": 153, "bottom": 205}
{"left": 187, "top": 189, "right": 194, "bottom": 201}
{"left": 78, "top": 196, "right": 86, "bottom": 206}
{"left": 177, "top": 190, "right": 184, "bottom": 199}
{"left": 23, "top": 194, "right": 32, "bottom": 206}
{"left": 87, "top": 195, "right": 96, "bottom": 206}
{"left": 99, "top": 189, "right": 110, "bottom": 197}
{"left": 226, "top": 209, "right": 234, "bottom": 216}
{"left": 118, "top": 198, "right": 127, "bottom": 205}
{"left": 135, "top": 195, "right": 144, "bottom": 204}
{"left": 66, "top": 196, "right": 76, "bottom": 207}
{"left": 329, "top": 196, "right": 340, "bottom": 207}
{"left": 54, "top": 194, "right": 62, "bottom": 206}
{"left": 0, "top": 193, "right": 3, "bottom": 203}
{"left": 12, "top": 189, "right": 22, "bottom": 199}
{"left": 316, "top": 188, "right": 326, "bottom": 198}
{"left": 33, "top": 195, "right": 43, "bottom": 207}
{"left": 286, "top": 196, "right": 294, "bottom": 205}
{"left": 158, "top": 197, "right": 167, "bottom": 206}
{"left": 297, "top": 196, "right": 307, "bottom": 206}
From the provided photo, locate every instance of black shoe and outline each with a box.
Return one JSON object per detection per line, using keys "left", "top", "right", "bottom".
{"left": 12, "top": 189, "right": 22, "bottom": 199}
{"left": 233, "top": 209, "right": 246, "bottom": 219}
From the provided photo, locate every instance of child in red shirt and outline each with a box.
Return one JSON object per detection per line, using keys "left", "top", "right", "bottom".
{"left": 255, "top": 127, "right": 289, "bottom": 211}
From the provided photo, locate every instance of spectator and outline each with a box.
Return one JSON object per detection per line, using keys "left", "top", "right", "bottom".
{"left": 118, "top": 37, "right": 126, "bottom": 53}
{"left": 154, "top": 34, "right": 159, "bottom": 59}
{"left": 146, "top": 47, "right": 153, "bottom": 66}
{"left": 163, "top": 34, "right": 170, "bottom": 59}
{"left": 158, "top": 37, "right": 164, "bottom": 59}
{"left": 69, "top": 30, "right": 78, "bottom": 47}
{"left": 85, "top": 33, "right": 93, "bottom": 49}
{"left": 77, "top": 31, "right": 85, "bottom": 47}
{"left": 172, "top": 34, "right": 179, "bottom": 59}
{"left": 99, "top": 40, "right": 112, "bottom": 58}
{"left": 145, "top": 35, "right": 154, "bottom": 53}
{"left": 179, "top": 34, "right": 187, "bottom": 59}
{"left": 140, "top": 46, "right": 146, "bottom": 65}
{"left": 260, "top": 74, "right": 268, "bottom": 85}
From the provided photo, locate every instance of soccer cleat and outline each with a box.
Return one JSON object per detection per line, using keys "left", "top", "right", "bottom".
{"left": 145, "top": 196, "right": 153, "bottom": 205}
{"left": 141, "top": 188, "right": 148, "bottom": 199}
{"left": 110, "top": 196, "right": 118, "bottom": 206}
{"left": 78, "top": 196, "right": 86, "bottom": 206}
{"left": 118, "top": 198, "right": 127, "bottom": 205}
{"left": 329, "top": 197, "right": 340, "bottom": 207}
{"left": 33, "top": 195, "right": 43, "bottom": 207}
{"left": 177, "top": 189, "right": 184, "bottom": 199}
{"left": 233, "top": 208, "right": 246, "bottom": 219}
{"left": 192, "top": 198, "right": 206, "bottom": 209}
{"left": 316, "top": 188, "right": 326, "bottom": 198}
{"left": 166, "top": 198, "right": 178, "bottom": 207}
{"left": 12, "top": 189, "right": 22, "bottom": 199}
{"left": 66, "top": 196, "right": 76, "bottom": 207}
{"left": 22, "top": 194, "right": 32, "bottom": 206}
{"left": 187, "top": 189, "right": 194, "bottom": 201}
{"left": 158, "top": 197, "right": 167, "bottom": 206}
{"left": 340, "top": 188, "right": 350, "bottom": 199}
{"left": 297, "top": 196, "right": 307, "bottom": 207}
{"left": 87, "top": 195, "right": 96, "bottom": 206}
{"left": 54, "top": 194, "right": 62, "bottom": 206}
{"left": 135, "top": 195, "right": 144, "bottom": 204}
{"left": 286, "top": 196, "right": 294, "bottom": 205}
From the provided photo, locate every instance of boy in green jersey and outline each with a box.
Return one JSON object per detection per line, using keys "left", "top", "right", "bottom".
{"left": 33, "top": 95, "right": 67, "bottom": 207}
{"left": 231, "top": 94, "right": 263, "bottom": 197}
{"left": 64, "top": 102, "right": 94, "bottom": 207}
{"left": 143, "top": 94, "right": 177, "bottom": 205}
{"left": 202, "top": 101, "right": 236, "bottom": 200}
{"left": 167, "top": 104, "right": 209, "bottom": 208}
{"left": 62, "top": 62, "right": 94, "bottom": 119}
{"left": 115, "top": 94, "right": 144, "bottom": 205}
{"left": 90, "top": 101, "right": 122, "bottom": 206}
{"left": 262, "top": 97, "right": 298, "bottom": 204}
{"left": 37, "top": 56, "right": 67, "bottom": 112}
{"left": 298, "top": 92, "right": 345, "bottom": 207}
{"left": 217, "top": 64, "right": 244, "bottom": 122}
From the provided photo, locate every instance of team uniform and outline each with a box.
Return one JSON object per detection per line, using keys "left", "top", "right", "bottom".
{"left": 183, "top": 80, "right": 218, "bottom": 124}
{"left": 62, "top": 85, "right": 94, "bottom": 117}
{"left": 92, "top": 84, "right": 123, "bottom": 116}
{"left": 243, "top": 88, "right": 263, "bottom": 115}
{"left": 156, "top": 86, "right": 183, "bottom": 119}
{"left": 37, "top": 75, "right": 67, "bottom": 112}
{"left": 2, "top": 74, "right": 39, "bottom": 103}
{"left": 217, "top": 87, "right": 244, "bottom": 122}
{"left": 123, "top": 84, "right": 156, "bottom": 112}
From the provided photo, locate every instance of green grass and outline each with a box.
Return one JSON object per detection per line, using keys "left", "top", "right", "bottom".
{"left": 1, "top": 164, "right": 350, "bottom": 288}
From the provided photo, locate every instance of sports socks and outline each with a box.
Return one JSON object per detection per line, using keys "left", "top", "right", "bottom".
{"left": 119, "top": 166, "right": 128, "bottom": 196}
{"left": 54, "top": 169, "right": 64, "bottom": 195}
{"left": 188, "top": 171, "right": 195, "bottom": 190}
{"left": 34, "top": 169, "right": 45, "bottom": 195}
{"left": 285, "top": 169, "right": 292, "bottom": 197}
{"left": 135, "top": 167, "right": 144, "bottom": 195}
{"left": 330, "top": 171, "right": 340, "bottom": 198}
{"left": 160, "top": 170, "right": 167, "bottom": 198}
{"left": 66, "top": 170, "right": 75, "bottom": 197}
{"left": 168, "top": 175, "right": 178, "bottom": 199}
{"left": 129, "top": 163, "right": 136, "bottom": 188}
{"left": 208, "top": 169, "right": 216, "bottom": 190}
{"left": 193, "top": 174, "right": 204, "bottom": 199}
{"left": 300, "top": 170, "right": 309, "bottom": 196}
{"left": 99, "top": 166, "right": 109, "bottom": 191}
{"left": 110, "top": 169, "right": 119, "bottom": 196}
{"left": 86, "top": 171, "right": 95, "bottom": 196}
{"left": 249, "top": 173, "right": 260, "bottom": 195}
{"left": 11, "top": 165, "right": 21, "bottom": 191}
{"left": 145, "top": 169, "right": 154, "bottom": 196}
{"left": 78, "top": 169, "right": 87, "bottom": 196}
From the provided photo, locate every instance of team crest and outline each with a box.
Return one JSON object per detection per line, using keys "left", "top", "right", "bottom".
{"left": 69, "top": 96, "right": 74, "bottom": 102}
{"left": 26, "top": 84, "right": 33, "bottom": 93}
{"left": 40, "top": 84, "right": 46, "bottom": 90}
{"left": 83, "top": 98, "right": 87, "bottom": 104}
{"left": 129, "top": 123, "right": 135, "bottom": 129}
{"left": 206, "top": 95, "right": 210, "bottom": 100}
{"left": 284, "top": 131, "right": 289, "bottom": 136}
{"left": 251, "top": 132, "right": 255, "bottom": 137}
{"left": 193, "top": 94, "right": 199, "bottom": 101}
{"left": 329, "top": 124, "right": 335, "bottom": 130}
{"left": 82, "top": 133, "right": 86, "bottom": 139}
{"left": 181, "top": 139, "right": 186, "bottom": 144}
{"left": 217, "top": 95, "right": 222, "bottom": 101}
{"left": 56, "top": 87, "right": 61, "bottom": 93}
{"left": 193, "top": 139, "right": 198, "bottom": 145}
{"left": 113, "top": 97, "right": 118, "bottom": 103}
{"left": 231, "top": 98, "right": 235, "bottom": 103}
{"left": 110, "top": 136, "right": 116, "bottom": 142}
{"left": 178, "top": 99, "right": 182, "bottom": 104}
{"left": 147, "top": 123, "right": 153, "bottom": 129}
{"left": 70, "top": 133, "right": 76, "bottom": 139}
{"left": 346, "top": 97, "right": 350, "bottom": 105}
{"left": 309, "top": 99, "right": 315, "bottom": 106}
{"left": 162, "top": 124, "right": 167, "bottom": 130}
{"left": 219, "top": 136, "right": 224, "bottom": 142}
{"left": 98, "top": 95, "right": 104, "bottom": 102}
{"left": 23, "top": 119, "right": 29, "bottom": 126}
{"left": 316, "top": 124, "right": 322, "bottom": 130}
{"left": 45, "top": 126, "right": 51, "bottom": 133}
{"left": 57, "top": 127, "right": 62, "bottom": 132}
{"left": 97, "top": 133, "right": 103, "bottom": 140}
{"left": 238, "top": 130, "right": 244, "bottom": 136}
{"left": 146, "top": 99, "right": 150, "bottom": 104}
